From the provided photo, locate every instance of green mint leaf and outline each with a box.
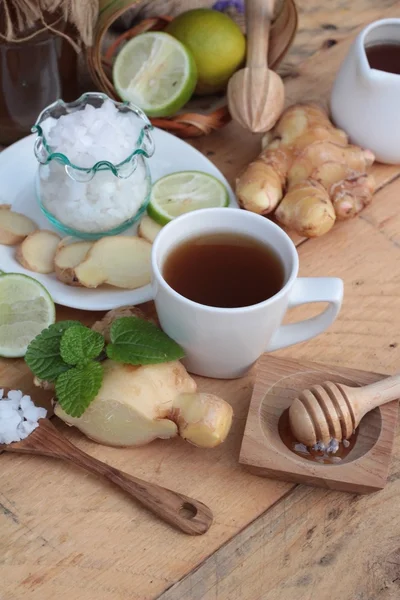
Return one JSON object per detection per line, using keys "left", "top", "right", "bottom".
{"left": 25, "top": 321, "right": 83, "bottom": 381}
{"left": 60, "top": 325, "right": 104, "bottom": 366}
{"left": 55, "top": 361, "right": 103, "bottom": 418}
{"left": 106, "top": 316, "right": 185, "bottom": 365}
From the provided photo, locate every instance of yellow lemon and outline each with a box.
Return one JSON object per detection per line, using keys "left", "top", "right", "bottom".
{"left": 166, "top": 9, "right": 246, "bottom": 95}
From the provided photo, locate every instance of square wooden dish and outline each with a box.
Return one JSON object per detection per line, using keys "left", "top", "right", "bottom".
{"left": 239, "top": 356, "right": 398, "bottom": 494}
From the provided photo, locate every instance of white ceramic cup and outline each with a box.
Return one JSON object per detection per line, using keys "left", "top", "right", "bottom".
{"left": 151, "top": 208, "right": 343, "bottom": 379}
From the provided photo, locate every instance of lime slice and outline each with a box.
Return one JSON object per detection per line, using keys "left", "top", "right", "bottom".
{"left": 148, "top": 171, "right": 229, "bottom": 225}
{"left": 0, "top": 273, "right": 55, "bottom": 357}
{"left": 113, "top": 32, "right": 197, "bottom": 118}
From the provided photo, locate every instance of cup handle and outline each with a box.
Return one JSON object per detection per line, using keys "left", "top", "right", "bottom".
{"left": 265, "top": 278, "right": 344, "bottom": 352}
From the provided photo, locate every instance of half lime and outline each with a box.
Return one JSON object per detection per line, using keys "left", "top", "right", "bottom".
{"left": 148, "top": 171, "right": 230, "bottom": 225}
{"left": 113, "top": 32, "right": 197, "bottom": 118}
{"left": 0, "top": 273, "right": 55, "bottom": 357}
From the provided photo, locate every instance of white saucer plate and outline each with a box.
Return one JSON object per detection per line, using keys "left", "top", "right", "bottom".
{"left": 0, "top": 129, "right": 237, "bottom": 311}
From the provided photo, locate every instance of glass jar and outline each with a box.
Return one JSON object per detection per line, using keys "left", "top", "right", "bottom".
{"left": 32, "top": 92, "right": 155, "bottom": 240}
{"left": 0, "top": 28, "right": 79, "bottom": 146}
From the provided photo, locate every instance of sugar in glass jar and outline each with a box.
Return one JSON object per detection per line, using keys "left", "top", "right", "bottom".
{"left": 32, "top": 92, "right": 154, "bottom": 240}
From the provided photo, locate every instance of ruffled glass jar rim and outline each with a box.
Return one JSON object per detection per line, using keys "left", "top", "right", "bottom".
{"left": 32, "top": 92, "right": 155, "bottom": 180}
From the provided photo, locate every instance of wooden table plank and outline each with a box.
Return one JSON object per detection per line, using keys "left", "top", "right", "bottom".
{"left": 163, "top": 441, "right": 400, "bottom": 600}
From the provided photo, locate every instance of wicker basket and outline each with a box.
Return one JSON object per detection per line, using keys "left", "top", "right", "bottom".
{"left": 87, "top": 0, "right": 298, "bottom": 138}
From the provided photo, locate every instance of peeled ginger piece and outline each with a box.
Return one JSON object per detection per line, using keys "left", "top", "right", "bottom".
{"left": 16, "top": 230, "right": 61, "bottom": 273}
{"left": 54, "top": 360, "right": 234, "bottom": 449}
{"left": 138, "top": 215, "right": 163, "bottom": 243}
{"left": 75, "top": 236, "right": 152, "bottom": 289}
{"left": 54, "top": 360, "right": 197, "bottom": 447}
{"left": 54, "top": 240, "right": 92, "bottom": 286}
{"left": 0, "top": 205, "right": 37, "bottom": 246}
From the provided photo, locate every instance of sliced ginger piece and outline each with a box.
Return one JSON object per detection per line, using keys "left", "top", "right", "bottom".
{"left": 75, "top": 236, "right": 152, "bottom": 289}
{"left": 16, "top": 229, "right": 61, "bottom": 273}
{"left": 275, "top": 179, "right": 336, "bottom": 237}
{"left": 0, "top": 205, "right": 37, "bottom": 246}
{"left": 54, "top": 240, "right": 92, "bottom": 286}
{"left": 138, "top": 215, "right": 163, "bottom": 244}
{"left": 172, "top": 392, "right": 233, "bottom": 448}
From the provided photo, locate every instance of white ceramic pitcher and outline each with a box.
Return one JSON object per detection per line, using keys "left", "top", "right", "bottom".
{"left": 330, "top": 18, "right": 400, "bottom": 164}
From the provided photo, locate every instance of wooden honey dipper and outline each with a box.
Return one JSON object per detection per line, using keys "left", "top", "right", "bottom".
{"left": 289, "top": 375, "right": 400, "bottom": 447}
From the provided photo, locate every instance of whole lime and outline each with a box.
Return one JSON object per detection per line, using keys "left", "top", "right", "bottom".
{"left": 165, "top": 9, "right": 246, "bottom": 95}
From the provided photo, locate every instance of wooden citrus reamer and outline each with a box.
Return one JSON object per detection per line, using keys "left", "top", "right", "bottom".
{"left": 0, "top": 417, "right": 213, "bottom": 535}
{"left": 227, "top": 0, "right": 285, "bottom": 132}
{"left": 289, "top": 374, "right": 400, "bottom": 446}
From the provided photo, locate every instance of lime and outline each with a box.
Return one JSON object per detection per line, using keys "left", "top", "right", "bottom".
{"left": 165, "top": 9, "right": 246, "bottom": 95}
{"left": 148, "top": 171, "right": 229, "bottom": 225}
{"left": 113, "top": 32, "right": 197, "bottom": 118}
{"left": 0, "top": 273, "right": 55, "bottom": 357}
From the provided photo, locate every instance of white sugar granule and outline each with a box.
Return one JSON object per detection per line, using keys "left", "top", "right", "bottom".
{"left": 46, "top": 100, "right": 143, "bottom": 167}
{"left": 39, "top": 99, "right": 149, "bottom": 233}
{"left": 0, "top": 391, "right": 47, "bottom": 444}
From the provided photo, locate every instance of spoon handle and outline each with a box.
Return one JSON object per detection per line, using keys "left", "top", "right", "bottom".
{"left": 8, "top": 419, "right": 213, "bottom": 535}
{"left": 349, "top": 373, "right": 400, "bottom": 417}
{"left": 245, "top": 0, "right": 275, "bottom": 68}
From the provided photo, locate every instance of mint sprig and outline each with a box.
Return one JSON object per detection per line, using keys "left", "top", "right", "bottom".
{"left": 106, "top": 317, "right": 185, "bottom": 365}
{"left": 25, "top": 321, "right": 82, "bottom": 381}
{"left": 56, "top": 362, "right": 103, "bottom": 418}
{"left": 25, "top": 316, "right": 185, "bottom": 418}
{"left": 60, "top": 326, "right": 104, "bottom": 365}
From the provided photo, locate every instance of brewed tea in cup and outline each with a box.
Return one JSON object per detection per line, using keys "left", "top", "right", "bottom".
{"left": 163, "top": 232, "right": 284, "bottom": 308}
{"left": 151, "top": 208, "right": 343, "bottom": 379}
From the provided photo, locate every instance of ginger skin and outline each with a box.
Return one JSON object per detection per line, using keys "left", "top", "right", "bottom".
{"left": 275, "top": 180, "right": 336, "bottom": 237}
{"left": 236, "top": 103, "right": 375, "bottom": 236}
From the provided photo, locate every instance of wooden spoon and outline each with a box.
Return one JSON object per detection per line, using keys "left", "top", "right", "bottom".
{"left": 1, "top": 418, "right": 213, "bottom": 535}
{"left": 289, "top": 375, "right": 400, "bottom": 447}
{"left": 227, "top": 0, "right": 285, "bottom": 133}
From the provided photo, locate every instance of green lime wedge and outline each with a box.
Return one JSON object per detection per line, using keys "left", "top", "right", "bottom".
{"left": 148, "top": 171, "right": 229, "bottom": 225}
{"left": 113, "top": 32, "right": 197, "bottom": 118}
{"left": 0, "top": 273, "right": 55, "bottom": 357}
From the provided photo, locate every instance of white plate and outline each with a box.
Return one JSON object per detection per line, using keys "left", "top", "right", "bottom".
{"left": 0, "top": 130, "right": 237, "bottom": 311}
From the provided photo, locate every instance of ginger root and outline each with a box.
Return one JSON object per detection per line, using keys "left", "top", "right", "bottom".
{"left": 54, "top": 360, "right": 233, "bottom": 448}
{"left": 236, "top": 103, "right": 375, "bottom": 237}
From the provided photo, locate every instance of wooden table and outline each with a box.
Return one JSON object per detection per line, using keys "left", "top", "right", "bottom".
{"left": 2, "top": 2, "right": 400, "bottom": 599}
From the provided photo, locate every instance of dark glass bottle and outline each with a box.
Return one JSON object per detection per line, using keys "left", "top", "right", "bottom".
{"left": 0, "top": 28, "right": 79, "bottom": 146}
